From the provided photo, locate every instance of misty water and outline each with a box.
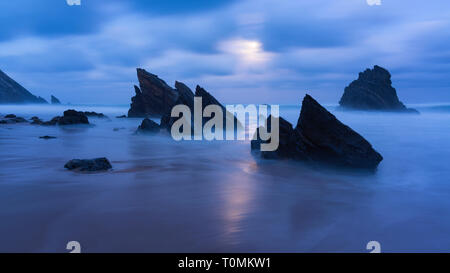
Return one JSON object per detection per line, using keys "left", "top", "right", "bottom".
{"left": 1, "top": 104, "right": 450, "bottom": 252}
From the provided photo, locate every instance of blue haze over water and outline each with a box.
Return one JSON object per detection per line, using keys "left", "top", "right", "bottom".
{"left": 1, "top": 103, "right": 450, "bottom": 252}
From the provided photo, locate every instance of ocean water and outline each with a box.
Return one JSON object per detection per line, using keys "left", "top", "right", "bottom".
{"left": 1, "top": 104, "right": 450, "bottom": 253}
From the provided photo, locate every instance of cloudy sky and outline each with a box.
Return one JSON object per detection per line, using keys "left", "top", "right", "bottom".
{"left": 1, "top": 0, "right": 450, "bottom": 105}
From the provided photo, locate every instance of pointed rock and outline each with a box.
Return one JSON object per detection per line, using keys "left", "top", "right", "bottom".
{"left": 0, "top": 69, "right": 48, "bottom": 104}
{"left": 252, "top": 95, "right": 383, "bottom": 169}
{"left": 137, "top": 118, "right": 160, "bottom": 134}
{"left": 127, "top": 68, "right": 179, "bottom": 117}
{"left": 51, "top": 95, "right": 61, "bottom": 104}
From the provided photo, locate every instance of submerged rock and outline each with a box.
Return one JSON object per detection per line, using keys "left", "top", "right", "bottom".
{"left": 128, "top": 69, "right": 179, "bottom": 118}
{"left": 252, "top": 95, "right": 383, "bottom": 169}
{"left": 116, "top": 115, "right": 127, "bottom": 118}
{"left": 137, "top": 118, "right": 160, "bottom": 133}
{"left": 64, "top": 157, "right": 112, "bottom": 172}
{"left": 39, "top": 135, "right": 57, "bottom": 139}
{"left": 339, "top": 65, "right": 418, "bottom": 113}
{"left": 83, "top": 111, "right": 107, "bottom": 118}
{"left": 0, "top": 69, "right": 48, "bottom": 104}
{"left": 4, "top": 114, "right": 16, "bottom": 118}
{"left": 51, "top": 95, "right": 61, "bottom": 104}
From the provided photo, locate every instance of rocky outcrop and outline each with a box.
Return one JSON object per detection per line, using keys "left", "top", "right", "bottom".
{"left": 0, "top": 114, "right": 28, "bottom": 124}
{"left": 64, "top": 158, "right": 112, "bottom": 172}
{"left": 339, "top": 65, "right": 418, "bottom": 113}
{"left": 160, "top": 84, "right": 242, "bottom": 134}
{"left": 51, "top": 95, "right": 61, "bottom": 104}
{"left": 137, "top": 118, "right": 160, "bottom": 134}
{"left": 160, "top": 81, "right": 195, "bottom": 131}
{"left": 0, "top": 69, "right": 48, "bottom": 104}
{"left": 252, "top": 95, "right": 383, "bottom": 170}
{"left": 128, "top": 69, "right": 178, "bottom": 117}
{"left": 37, "top": 110, "right": 90, "bottom": 126}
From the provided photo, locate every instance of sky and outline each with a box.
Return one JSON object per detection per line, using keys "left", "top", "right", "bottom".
{"left": 1, "top": 0, "right": 450, "bottom": 105}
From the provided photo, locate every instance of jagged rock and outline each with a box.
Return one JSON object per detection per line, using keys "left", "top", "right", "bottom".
{"left": 128, "top": 69, "right": 178, "bottom": 117}
{"left": 252, "top": 95, "right": 383, "bottom": 169}
{"left": 195, "top": 85, "right": 242, "bottom": 132}
{"left": 41, "top": 116, "right": 61, "bottom": 126}
{"left": 160, "top": 81, "right": 195, "bottom": 130}
{"left": 51, "top": 95, "right": 61, "bottom": 104}
{"left": 137, "top": 118, "right": 160, "bottom": 134}
{"left": 39, "top": 135, "right": 57, "bottom": 139}
{"left": 83, "top": 111, "right": 107, "bottom": 118}
{"left": 64, "top": 157, "right": 112, "bottom": 172}
{"left": 0, "top": 69, "right": 48, "bottom": 104}
{"left": 339, "top": 65, "right": 418, "bottom": 113}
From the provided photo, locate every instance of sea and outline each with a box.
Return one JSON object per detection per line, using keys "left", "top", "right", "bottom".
{"left": 1, "top": 103, "right": 450, "bottom": 252}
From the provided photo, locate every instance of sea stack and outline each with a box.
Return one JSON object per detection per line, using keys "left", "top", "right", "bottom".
{"left": 51, "top": 95, "right": 61, "bottom": 104}
{"left": 128, "top": 69, "right": 178, "bottom": 118}
{"left": 339, "top": 65, "right": 418, "bottom": 113}
{"left": 252, "top": 95, "right": 383, "bottom": 170}
{"left": 0, "top": 69, "right": 47, "bottom": 104}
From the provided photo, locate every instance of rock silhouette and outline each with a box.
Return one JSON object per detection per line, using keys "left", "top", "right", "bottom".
{"left": 51, "top": 95, "right": 61, "bottom": 104}
{"left": 128, "top": 69, "right": 178, "bottom": 117}
{"left": 0, "top": 69, "right": 47, "bottom": 104}
{"left": 339, "top": 65, "right": 418, "bottom": 113}
{"left": 137, "top": 118, "right": 160, "bottom": 134}
{"left": 252, "top": 95, "right": 383, "bottom": 169}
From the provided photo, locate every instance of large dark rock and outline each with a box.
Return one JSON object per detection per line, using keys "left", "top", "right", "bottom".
{"left": 160, "top": 84, "right": 242, "bottom": 134}
{"left": 339, "top": 65, "right": 418, "bottom": 113}
{"left": 0, "top": 69, "right": 48, "bottom": 104}
{"left": 128, "top": 69, "right": 179, "bottom": 118}
{"left": 39, "top": 110, "right": 90, "bottom": 126}
{"left": 51, "top": 95, "right": 61, "bottom": 104}
{"left": 137, "top": 118, "right": 160, "bottom": 134}
{"left": 252, "top": 95, "right": 383, "bottom": 169}
{"left": 58, "top": 110, "right": 89, "bottom": 125}
{"left": 64, "top": 158, "right": 112, "bottom": 172}
{"left": 160, "top": 81, "right": 195, "bottom": 131}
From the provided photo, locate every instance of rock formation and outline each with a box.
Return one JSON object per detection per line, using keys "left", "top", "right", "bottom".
{"left": 137, "top": 118, "right": 160, "bottom": 134}
{"left": 36, "top": 110, "right": 90, "bottom": 126}
{"left": 252, "top": 95, "right": 383, "bottom": 169}
{"left": 51, "top": 95, "right": 61, "bottom": 104}
{"left": 0, "top": 69, "right": 48, "bottom": 104}
{"left": 339, "top": 65, "right": 418, "bottom": 113}
{"left": 159, "top": 84, "right": 242, "bottom": 134}
{"left": 128, "top": 69, "right": 178, "bottom": 117}
{"left": 0, "top": 114, "right": 28, "bottom": 124}
{"left": 64, "top": 158, "right": 112, "bottom": 172}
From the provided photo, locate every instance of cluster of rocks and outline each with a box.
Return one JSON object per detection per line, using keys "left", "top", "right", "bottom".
{"left": 0, "top": 114, "right": 28, "bottom": 124}
{"left": 339, "top": 65, "right": 418, "bottom": 113}
{"left": 252, "top": 95, "right": 383, "bottom": 170}
{"left": 130, "top": 68, "right": 241, "bottom": 135}
{"left": 30, "top": 110, "right": 90, "bottom": 126}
